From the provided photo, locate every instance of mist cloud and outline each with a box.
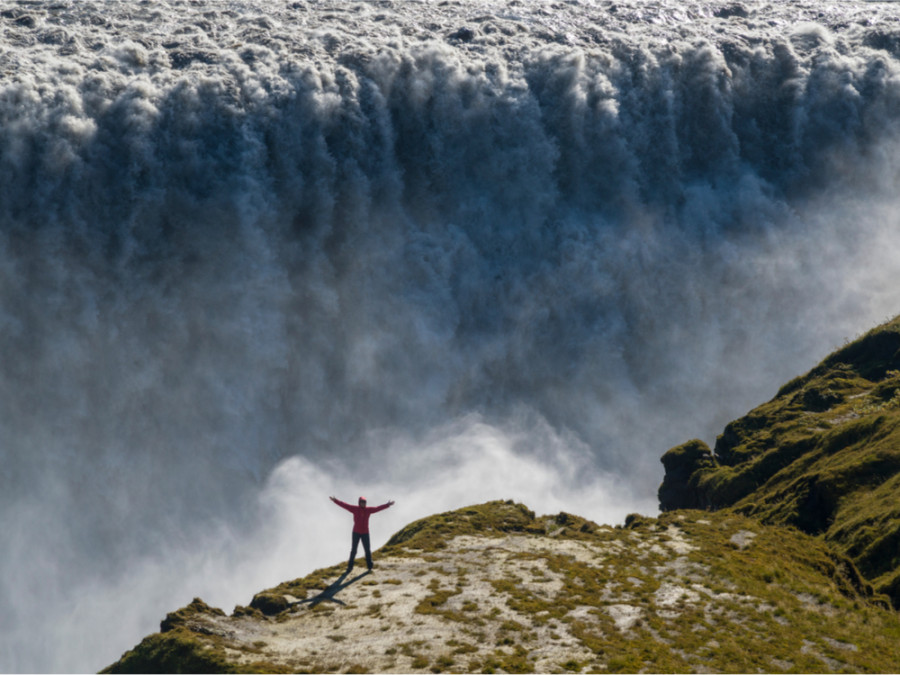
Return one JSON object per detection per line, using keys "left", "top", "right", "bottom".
{"left": 3, "top": 0, "right": 900, "bottom": 671}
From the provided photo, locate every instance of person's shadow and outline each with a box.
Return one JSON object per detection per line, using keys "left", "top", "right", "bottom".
{"left": 290, "top": 570, "right": 372, "bottom": 609}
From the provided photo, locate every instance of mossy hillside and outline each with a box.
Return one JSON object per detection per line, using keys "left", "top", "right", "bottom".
{"left": 380, "top": 499, "right": 600, "bottom": 553}
{"left": 486, "top": 510, "right": 898, "bottom": 673}
{"left": 383, "top": 500, "right": 540, "bottom": 552}
{"left": 103, "top": 501, "right": 900, "bottom": 674}
{"left": 659, "top": 314, "right": 900, "bottom": 605}
{"left": 101, "top": 599, "right": 290, "bottom": 674}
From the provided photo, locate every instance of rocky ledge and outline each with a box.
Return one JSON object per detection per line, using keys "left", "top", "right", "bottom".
{"left": 104, "top": 500, "right": 900, "bottom": 673}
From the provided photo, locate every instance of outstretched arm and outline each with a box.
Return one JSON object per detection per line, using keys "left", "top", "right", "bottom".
{"left": 370, "top": 500, "right": 395, "bottom": 513}
{"left": 330, "top": 496, "right": 353, "bottom": 512}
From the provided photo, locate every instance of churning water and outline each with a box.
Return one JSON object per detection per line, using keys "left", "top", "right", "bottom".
{"left": 3, "top": 0, "right": 900, "bottom": 670}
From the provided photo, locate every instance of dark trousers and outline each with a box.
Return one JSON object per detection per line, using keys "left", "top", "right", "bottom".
{"left": 348, "top": 532, "right": 372, "bottom": 571}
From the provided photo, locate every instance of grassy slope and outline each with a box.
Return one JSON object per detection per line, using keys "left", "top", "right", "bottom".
{"left": 103, "top": 501, "right": 900, "bottom": 673}
{"left": 659, "top": 315, "right": 900, "bottom": 606}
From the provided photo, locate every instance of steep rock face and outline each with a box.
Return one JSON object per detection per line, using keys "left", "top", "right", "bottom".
{"left": 658, "top": 439, "right": 717, "bottom": 510}
{"left": 659, "top": 315, "right": 900, "bottom": 606}
{"left": 103, "top": 501, "right": 900, "bottom": 673}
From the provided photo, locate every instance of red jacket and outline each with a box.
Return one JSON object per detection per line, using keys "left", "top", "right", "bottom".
{"left": 331, "top": 498, "right": 391, "bottom": 534}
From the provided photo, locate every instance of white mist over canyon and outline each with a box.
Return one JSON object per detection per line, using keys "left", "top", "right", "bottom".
{"left": 2, "top": 0, "right": 900, "bottom": 670}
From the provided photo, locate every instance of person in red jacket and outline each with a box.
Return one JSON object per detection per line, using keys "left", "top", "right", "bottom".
{"left": 330, "top": 495, "right": 395, "bottom": 572}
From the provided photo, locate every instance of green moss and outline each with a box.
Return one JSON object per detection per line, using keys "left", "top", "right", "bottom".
{"left": 101, "top": 628, "right": 234, "bottom": 674}
{"left": 103, "top": 598, "right": 292, "bottom": 673}
{"left": 382, "top": 500, "right": 537, "bottom": 553}
{"left": 434, "top": 653, "right": 454, "bottom": 669}
{"left": 414, "top": 578, "right": 464, "bottom": 622}
{"left": 160, "top": 598, "right": 225, "bottom": 632}
{"left": 249, "top": 592, "right": 289, "bottom": 616}
{"left": 399, "top": 640, "right": 426, "bottom": 657}
{"left": 477, "top": 646, "right": 533, "bottom": 674}
{"left": 232, "top": 605, "right": 264, "bottom": 620}
{"left": 101, "top": 626, "right": 292, "bottom": 674}
{"left": 449, "top": 641, "right": 478, "bottom": 655}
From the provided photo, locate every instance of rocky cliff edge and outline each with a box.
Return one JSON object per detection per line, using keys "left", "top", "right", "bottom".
{"left": 659, "top": 315, "right": 900, "bottom": 608}
{"left": 104, "top": 500, "right": 900, "bottom": 673}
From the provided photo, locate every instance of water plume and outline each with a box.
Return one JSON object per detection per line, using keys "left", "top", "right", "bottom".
{"left": 2, "top": 0, "right": 900, "bottom": 670}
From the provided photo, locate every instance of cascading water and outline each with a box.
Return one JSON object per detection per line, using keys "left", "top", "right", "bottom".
{"left": 3, "top": 1, "right": 900, "bottom": 671}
